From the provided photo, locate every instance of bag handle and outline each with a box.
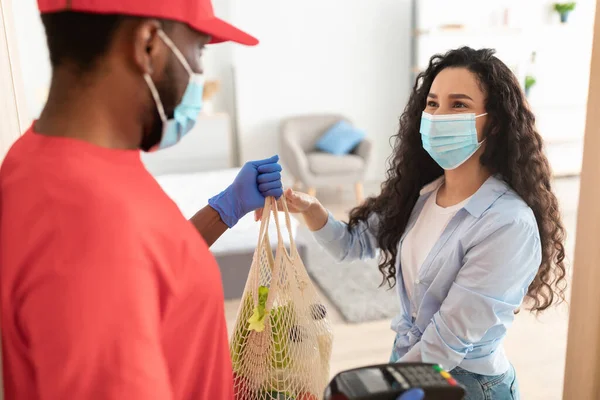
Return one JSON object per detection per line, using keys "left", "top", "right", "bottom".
{"left": 255, "top": 195, "right": 297, "bottom": 258}
{"left": 270, "top": 195, "right": 297, "bottom": 259}
{"left": 255, "top": 194, "right": 274, "bottom": 249}
{"left": 251, "top": 195, "right": 298, "bottom": 314}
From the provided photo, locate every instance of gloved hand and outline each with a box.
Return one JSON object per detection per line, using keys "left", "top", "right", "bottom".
{"left": 208, "top": 155, "right": 283, "bottom": 228}
{"left": 397, "top": 388, "right": 425, "bottom": 400}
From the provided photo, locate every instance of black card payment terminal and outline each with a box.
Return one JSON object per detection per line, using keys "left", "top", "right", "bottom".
{"left": 323, "top": 363, "right": 466, "bottom": 400}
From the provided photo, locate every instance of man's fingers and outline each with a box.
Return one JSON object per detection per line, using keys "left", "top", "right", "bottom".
{"left": 251, "top": 155, "right": 279, "bottom": 167}
{"left": 259, "top": 181, "right": 282, "bottom": 193}
{"left": 264, "top": 188, "right": 284, "bottom": 199}
{"left": 257, "top": 171, "right": 281, "bottom": 184}
{"left": 257, "top": 163, "right": 282, "bottom": 174}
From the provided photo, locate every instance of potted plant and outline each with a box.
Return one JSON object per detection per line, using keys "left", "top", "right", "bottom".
{"left": 525, "top": 76, "right": 536, "bottom": 98}
{"left": 553, "top": 2, "right": 576, "bottom": 23}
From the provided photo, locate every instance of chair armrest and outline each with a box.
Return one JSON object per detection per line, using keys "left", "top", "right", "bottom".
{"left": 281, "top": 135, "right": 312, "bottom": 183}
{"left": 355, "top": 138, "right": 373, "bottom": 165}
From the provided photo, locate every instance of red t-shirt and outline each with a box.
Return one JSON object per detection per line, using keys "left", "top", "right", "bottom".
{"left": 0, "top": 128, "right": 234, "bottom": 400}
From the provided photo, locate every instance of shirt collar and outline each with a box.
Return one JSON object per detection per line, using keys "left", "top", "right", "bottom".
{"left": 419, "top": 175, "right": 510, "bottom": 218}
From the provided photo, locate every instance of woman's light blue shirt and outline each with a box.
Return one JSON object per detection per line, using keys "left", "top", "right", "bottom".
{"left": 312, "top": 175, "right": 541, "bottom": 375}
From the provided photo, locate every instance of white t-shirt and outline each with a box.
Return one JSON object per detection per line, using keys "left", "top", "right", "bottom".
{"left": 401, "top": 186, "right": 471, "bottom": 299}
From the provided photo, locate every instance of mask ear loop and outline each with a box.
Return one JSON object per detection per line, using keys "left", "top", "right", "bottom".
{"left": 156, "top": 30, "right": 194, "bottom": 77}
{"left": 475, "top": 113, "right": 488, "bottom": 145}
{"left": 143, "top": 74, "right": 168, "bottom": 123}
{"left": 144, "top": 30, "right": 195, "bottom": 126}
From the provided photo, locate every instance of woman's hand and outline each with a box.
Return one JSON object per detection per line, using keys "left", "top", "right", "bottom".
{"left": 254, "top": 188, "right": 329, "bottom": 231}
{"left": 254, "top": 188, "right": 314, "bottom": 219}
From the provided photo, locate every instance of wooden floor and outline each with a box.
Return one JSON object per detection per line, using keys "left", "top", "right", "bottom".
{"left": 225, "top": 178, "right": 579, "bottom": 400}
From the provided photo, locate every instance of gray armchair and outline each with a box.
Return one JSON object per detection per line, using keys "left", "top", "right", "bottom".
{"left": 280, "top": 114, "right": 372, "bottom": 202}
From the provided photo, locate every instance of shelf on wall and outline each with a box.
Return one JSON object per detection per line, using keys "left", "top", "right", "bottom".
{"left": 525, "top": 23, "right": 594, "bottom": 36}
{"left": 530, "top": 103, "right": 589, "bottom": 110}
{"left": 544, "top": 137, "right": 585, "bottom": 145}
{"left": 414, "top": 26, "right": 522, "bottom": 37}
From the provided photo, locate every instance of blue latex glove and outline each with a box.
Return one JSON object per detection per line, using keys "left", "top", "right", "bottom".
{"left": 208, "top": 155, "right": 283, "bottom": 228}
{"left": 397, "top": 389, "right": 425, "bottom": 400}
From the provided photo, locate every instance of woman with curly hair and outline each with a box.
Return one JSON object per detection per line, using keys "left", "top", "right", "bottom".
{"left": 260, "top": 47, "right": 567, "bottom": 399}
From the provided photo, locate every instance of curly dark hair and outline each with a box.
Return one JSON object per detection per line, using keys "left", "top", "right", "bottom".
{"left": 348, "top": 47, "right": 567, "bottom": 314}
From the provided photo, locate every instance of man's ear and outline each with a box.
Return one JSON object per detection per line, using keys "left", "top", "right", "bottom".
{"left": 131, "top": 19, "right": 166, "bottom": 76}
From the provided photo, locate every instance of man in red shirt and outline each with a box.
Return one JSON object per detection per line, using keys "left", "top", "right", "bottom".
{"left": 0, "top": 1, "right": 282, "bottom": 399}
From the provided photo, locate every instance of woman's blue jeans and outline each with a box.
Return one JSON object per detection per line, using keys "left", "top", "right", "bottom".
{"left": 450, "top": 365, "right": 519, "bottom": 400}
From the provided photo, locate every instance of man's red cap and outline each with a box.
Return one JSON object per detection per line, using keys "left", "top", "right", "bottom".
{"left": 37, "top": 0, "right": 258, "bottom": 46}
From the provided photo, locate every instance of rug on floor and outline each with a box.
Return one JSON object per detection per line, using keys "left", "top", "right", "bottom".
{"left": 296, "top": 226, "right": 400, "bottom": 324}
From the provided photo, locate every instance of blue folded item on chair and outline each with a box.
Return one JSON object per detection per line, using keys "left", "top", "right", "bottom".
{"left": 315, "top": 120, "right": 366, "bottom": 155}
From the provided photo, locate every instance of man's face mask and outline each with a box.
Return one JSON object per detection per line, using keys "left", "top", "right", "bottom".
{"left": 143, "top": 30, "right": 204, "bottom": 151}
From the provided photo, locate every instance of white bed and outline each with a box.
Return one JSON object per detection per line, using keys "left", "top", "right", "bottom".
{"left": 152, "top": 168, "right": 306, "bottom": 299}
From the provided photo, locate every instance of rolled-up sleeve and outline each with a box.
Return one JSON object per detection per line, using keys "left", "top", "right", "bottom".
{"left": 400, "top": 218, "right": 541, "bottom": 371}
{"left": 311, "top": 212, "right": 379, "bottom": 262}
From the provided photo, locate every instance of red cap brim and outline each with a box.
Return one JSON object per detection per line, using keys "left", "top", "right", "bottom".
{"left": 192, "top": 17, "right": 258, "bottom": 46}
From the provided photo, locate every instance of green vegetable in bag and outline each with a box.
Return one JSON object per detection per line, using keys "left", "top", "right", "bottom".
{"left": 248, "top": 286, "right": 270, "bottom": 332}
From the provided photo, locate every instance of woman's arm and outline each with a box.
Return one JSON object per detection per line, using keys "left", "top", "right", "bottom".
{"left": 399, "top": 218, "right": 541, "bottom": 370}
{"left": 300, "top": 197, "right": 329, "bottom": 231}
{"left": 309, "top": 209, "right": 379, "bottom": 262}
{"left": 257, "top": 189, "right": 379, "bottom": 262}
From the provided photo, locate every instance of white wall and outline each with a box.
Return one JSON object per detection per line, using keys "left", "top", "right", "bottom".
{"left": 8, "top": 0, "right": 48, "bottom": 122}
{"left": 202, "top": 0, "right": 240, "bottom": 162}
{"left": 9, "top": 0, "right": 595, "bottom": 179}
{"left": 230, "top": 0, "right": 412, "bottom": 182}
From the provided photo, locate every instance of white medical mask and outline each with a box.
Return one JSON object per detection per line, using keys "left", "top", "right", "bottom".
{"left": 143, "top": 30, "right": 205, "bottom": 150}
{"left": 420, "top": 111, "right": 488, "bottom": 170}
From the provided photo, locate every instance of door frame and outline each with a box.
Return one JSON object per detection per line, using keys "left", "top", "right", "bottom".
{"left": 563, "top": 1, "right": 600, "bottom": 398}
{"left": 0, "top": 0, "right": 26, "bottom": 397}
{"left": 0, "top": 0, "right": 27, "bottom": 160}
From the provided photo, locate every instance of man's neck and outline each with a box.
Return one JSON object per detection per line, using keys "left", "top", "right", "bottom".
{"left": 35, "top": 68, "right": 143, "bottom": 150}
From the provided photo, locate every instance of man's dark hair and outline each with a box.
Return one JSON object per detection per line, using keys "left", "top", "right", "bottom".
{"left": 41, "top": 11, "right": 175, "bottom": 73}
{"left": 41, "top": 11, "right": 128, "bottom": 71}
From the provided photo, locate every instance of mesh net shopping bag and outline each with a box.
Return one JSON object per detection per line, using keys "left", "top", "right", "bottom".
{"left": 230, "top": 196, "right": 333, "bottom": 400}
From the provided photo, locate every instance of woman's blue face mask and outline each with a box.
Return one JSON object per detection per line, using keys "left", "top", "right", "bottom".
{"left": 419, "top": 111, "right": 488, "bottom": 170}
